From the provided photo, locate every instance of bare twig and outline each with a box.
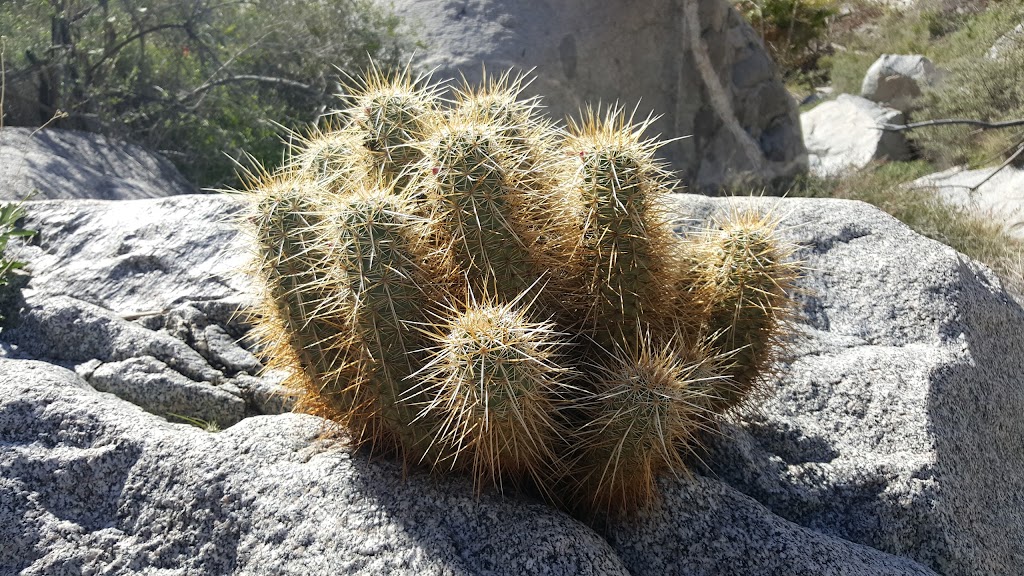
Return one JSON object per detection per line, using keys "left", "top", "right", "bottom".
{"left": 120, "top": 309, "right": 171, "bottom": 321}
{"left": 969, "top": 140, "right": 1024, "bottom": 193}
{"left": 882, "top": 118, "right": 1024, "bottom": 132}
{"left": 1, "top": 36, "right": 6, "bottom": 130}
{"left": 190, "top": 32, "right": 272, "bottom": 109}
{"left": 86, "top": 22, "right": 193, "bottom": 79}
{"left": 184, "top": 74, "right": 318, "bottom": 101}
{"left": 29, "top": 110, "right": 70, "bottom": 136}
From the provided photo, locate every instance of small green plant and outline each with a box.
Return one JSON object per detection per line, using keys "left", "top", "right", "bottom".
{"left": 0, "top": 200, "right": 35, "bottom": 327}
{"left": 167, "top": 413, "right": 222, "bottom": 433}
{"left": 239, "top": 66, "right": 801, "bottom": 520}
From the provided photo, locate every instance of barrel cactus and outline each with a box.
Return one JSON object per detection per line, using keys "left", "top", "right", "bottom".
{"left": 239, "top": 65, "right": 800, "bottom": 519}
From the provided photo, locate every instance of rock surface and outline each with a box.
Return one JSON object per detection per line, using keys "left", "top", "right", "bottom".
{"left": 384, "top": 0, "right": 807, "bottom": 191}
{"left": 5, "top": 194, "right": 1024, "bottom": 573}
{"left": 802, "top": 94, "right": 911, "bottom": 176}
{"left": 0, "top": 127, "right": 195, "bottom": 201}
{"left": 2, "top": 195, "right": 286, "bottom": 429}
{"left": 860, "top": 54, "right": 940, "bottom": 112}
{"left": 910, "top": 165, "right": 1024, "bottom": 240}
{"left": 6, "top": 195, "right": 248, "bottom": 313}
{"left": 0, "top": 361, "right": 632, "bottom": 576}
{"left": 987, "top": 22, "right": 1024, "bottom": 60}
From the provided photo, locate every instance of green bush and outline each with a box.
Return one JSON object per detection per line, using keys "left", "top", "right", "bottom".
{"left": 737, "top": 0, "right": 838, "bottom": 88}
{"left": 915, "top": 46, "right": 1024, "bottom": 168}
{"left": 824, "top": 0, "right": 1023, "bottom": 94}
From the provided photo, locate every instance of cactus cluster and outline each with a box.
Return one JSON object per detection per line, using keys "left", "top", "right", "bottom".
{"left": 240, "top": 65, "right": 800, "bottom": 519}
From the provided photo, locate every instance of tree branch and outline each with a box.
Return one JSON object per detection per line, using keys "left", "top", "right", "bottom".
{"left": 86, "top": 22, "right": 193, "bottom": 78}
{"left": 969, "top": 140, "right": 1024, "bottom": 193}
{"left": 882, "top": 118, "right": 1024, "bottom": 132}
{"left": 183, "top": 74, "right": 318, "bottom": 101}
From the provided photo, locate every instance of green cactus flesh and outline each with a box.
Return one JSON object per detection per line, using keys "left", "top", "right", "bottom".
{"left": 567, "top": 109, "right": 677, "bottom": 350}
{"left": 569, "top": 336, "right": 721, "bottom": 517}
{"left": 421, "top": 122, "right": 543, "bottom": 300}
{"left": 344, "top": 67, "right": 440, "bottom": 187}
{"left": 246, "top": 178, "right": 385, "bottom": 440}
{"left": 284, "top": 126, "right": 365, "bottom": 193}
{"left": 329, "top": 186, "right": 451, "bottom": 463}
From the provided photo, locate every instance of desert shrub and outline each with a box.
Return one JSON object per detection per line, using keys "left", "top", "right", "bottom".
{"left": 737, "top": 0, "right": 838, "bottom": 88}
{"left": 915, "top": 45, "right": 1024, "bottom": 168}
{"left": 0, "top": 0, "right": 413, "bottom": 188}
{"left": 825, "top": 0, "right": 1022, "bottom": 94}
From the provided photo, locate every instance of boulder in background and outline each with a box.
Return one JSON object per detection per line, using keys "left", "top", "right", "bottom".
{"left": 0, "top": 127, "right": 195, "bottom": 201}
{"left": 860, "top": 54, "right": 940, "bottom": 112}
{"left": 384, "top": 0, "right": 808, "bottom": 191}
{"left": 802, "top": 94, "right": 911, "bottom": 176}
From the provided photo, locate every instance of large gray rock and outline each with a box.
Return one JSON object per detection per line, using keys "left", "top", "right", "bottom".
{"left": 1, "top": 195, "right": 284, "bottom": 427}
{"left": 802, "top": 94, "right": 911, "bottom": 176}
{"left": 0, "top": 127, "right": 195, "bottom": 201}
{"left": 4, "top": 193, "right": 1024, "bottom": 574}
{"left": 909, "top": 165, "right": 1024, "bottom": 240}
{"left": 860, "top": 54, "right": 940, "bottom": 112}
{"left": 0, "top": 360, "right": 631, "bottom": 576}
{"left": 386, "top": 0, "right": 807, "bottom": 191}
{"left": 7, "top": 195, "right": 248, "bottom": 314}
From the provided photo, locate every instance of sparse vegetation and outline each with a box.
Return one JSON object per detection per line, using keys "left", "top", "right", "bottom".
{"left": 737, "top": 0, "right": 1024, "bottom": 293}
{"left": 822, "top": 0, "right": 1024, "bottom": 168}
{"left": 0, "top": 0, "right": 414, "bottom": 188}
{"left": 0, "top": 201, "right": 35, "bottom": 327}
{"left": 737, "top": 0, "right": 838, "bottom": 89}
{"left": 787, "top": 162, "right": 1024, "bottom": 293}
{"left": 167, "top": 413, "right": 221, "bottom": 433}
{"left": 914, "top": 45, "right": 1024, "bottom": 168}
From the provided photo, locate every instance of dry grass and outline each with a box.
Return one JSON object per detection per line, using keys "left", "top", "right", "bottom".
{"left": 785, "top": 161, "right": 1024, "bottom": 294}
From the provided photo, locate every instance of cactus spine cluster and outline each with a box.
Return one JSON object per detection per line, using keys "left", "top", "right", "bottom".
{"left": 240, "top": 65, "right": 800, "bottom": 519}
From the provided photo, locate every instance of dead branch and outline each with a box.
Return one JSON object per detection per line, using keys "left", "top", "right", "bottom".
{"left": 882, "top": 118, "right": 1024, "bottom": 131}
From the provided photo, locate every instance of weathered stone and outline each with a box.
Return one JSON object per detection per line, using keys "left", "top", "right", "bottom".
{"left": 383, "top": 0, "right": 807, "bottom": 191}
{"left": 233, "top": 372, "right": 295, "bottom": 415}
{"left": 910, "top": 165, "right": 1024, "bottom": 240}
{"left": 0, "top": 360, "right": 631, "bottom": 576}
{"left": 0, "top": 127, "right": 195, "bottom": 201}
{"left": 147, "top": 303, "right": 262, "bottom": 376}
{"left": 89, "top": 356, "right": 246, "bottom": 427}
{"left": 608, "top": 476, "right": 936, "bottom": 575}
{"left": 3, "top": 294, "right": 222, "bottom": 384}
{"left": 801, "top": 94, "right": 911, "bottom": 176}
{"left": 860, "top": 54, "right": 940, "bottom": 112}
{"left": 7, "top": 195, "right": 249, "bottom": 314}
